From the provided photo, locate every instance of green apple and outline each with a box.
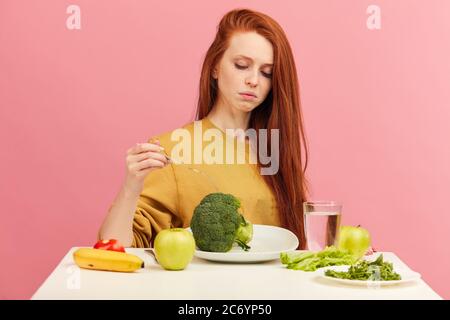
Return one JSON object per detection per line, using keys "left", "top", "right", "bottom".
{"left": 338, "top": 225, "right": 371, "bottom": 259}
{"left": 154, "top": 228, "right": 196, "bottom": 271}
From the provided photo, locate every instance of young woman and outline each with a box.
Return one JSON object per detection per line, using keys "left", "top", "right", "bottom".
{"left": 98, "top": 8, "right": 309, "bottom": 249}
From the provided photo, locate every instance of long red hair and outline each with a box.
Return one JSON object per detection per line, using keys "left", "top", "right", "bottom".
{"left": 195, "top": 8, "right": 310, "bottom": 249}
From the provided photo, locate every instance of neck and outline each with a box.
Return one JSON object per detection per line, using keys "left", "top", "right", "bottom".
{"left": 206, "top": 100, "right": 251, "bottom": 132}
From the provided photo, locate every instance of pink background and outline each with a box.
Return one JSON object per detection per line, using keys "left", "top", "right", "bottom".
{"left": 1, "top": 0, "right": 449, "bottom": 299}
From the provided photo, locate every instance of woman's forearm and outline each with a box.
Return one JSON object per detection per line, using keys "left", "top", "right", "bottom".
{"left": 99, "top": 140, "right": 169, "bottom": 246}
{"left": 98, "top": 182, "right": 142, "bottom": 247}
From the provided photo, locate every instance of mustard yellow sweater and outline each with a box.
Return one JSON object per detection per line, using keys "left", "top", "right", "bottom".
{"left": 132, "top": 117, "right": 280, "bottom": 248}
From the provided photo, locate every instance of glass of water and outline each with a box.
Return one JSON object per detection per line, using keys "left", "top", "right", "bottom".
{"left": 303, "top": 201, "right": 342, "bottom": 251}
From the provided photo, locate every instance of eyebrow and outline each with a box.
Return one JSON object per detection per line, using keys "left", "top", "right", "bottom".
{"left": 235, "top": 55, "right": 273, "bottom": 67}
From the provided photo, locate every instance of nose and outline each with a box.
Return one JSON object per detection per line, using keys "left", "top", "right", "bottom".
{"left": 245, "top": 71, "right": 258, "bottom": 88}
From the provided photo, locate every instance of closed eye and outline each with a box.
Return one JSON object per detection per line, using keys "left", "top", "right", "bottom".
{"left": 234, "top": 63, "right": 248, "bottom": 70}
{"left": 234, "top": 63, "right": 272, "bottom": 79}
{"left": 261, "top": 71, "right": 272, "bottom": 79}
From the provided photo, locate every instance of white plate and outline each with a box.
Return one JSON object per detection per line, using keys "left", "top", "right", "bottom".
{"left": 317, "top": 263, "right": 422, "bottom": 286}
{"left": 186, "top": 224, "right": 299, "bottom": 263}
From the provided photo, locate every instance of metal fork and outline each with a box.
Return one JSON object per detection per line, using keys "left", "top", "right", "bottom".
{"left": 153, "top": 139, "right": 219, "bottom": 191}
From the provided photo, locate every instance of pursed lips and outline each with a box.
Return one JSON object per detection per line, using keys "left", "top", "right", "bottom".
{"left": 239, "top": 92, "right": 257, "bottom": 98}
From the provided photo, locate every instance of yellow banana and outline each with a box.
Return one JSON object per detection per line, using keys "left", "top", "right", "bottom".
{"left": 73, "top": 248, "right": 144, "bottom": 272}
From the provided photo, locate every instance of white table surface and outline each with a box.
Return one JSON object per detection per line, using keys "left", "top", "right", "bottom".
{"left": 32, "top": 247, "right": 442, "bottom": 300}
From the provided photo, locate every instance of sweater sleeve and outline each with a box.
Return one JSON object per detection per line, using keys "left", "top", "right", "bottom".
{"left": 131, "top": 151, "right": 180, "bottom": 248}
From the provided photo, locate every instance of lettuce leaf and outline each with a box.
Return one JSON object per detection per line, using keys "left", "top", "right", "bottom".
{"left": 324, "top": 254, "right": 402, "bottom": 280}
{"left": 280, "top": 246, "right": 358, "bottom": 271}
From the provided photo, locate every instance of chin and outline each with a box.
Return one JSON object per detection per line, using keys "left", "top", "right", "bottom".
{"left": 235, "top": 102, "right": 256, "bottom": 112}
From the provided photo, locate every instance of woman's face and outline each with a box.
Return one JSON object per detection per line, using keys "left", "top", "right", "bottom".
{"left": 213, "top": 31, "right": 273, "bottom": 113}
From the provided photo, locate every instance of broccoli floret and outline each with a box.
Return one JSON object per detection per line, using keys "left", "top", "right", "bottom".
{"left": 190, "top": 192, "right": 253, "bottom": 252}
{"left": 235, "top": 214, "right": 253, "bottom": 249}
{"left": 199, "top": 192, "right": 241, "bottom": 210}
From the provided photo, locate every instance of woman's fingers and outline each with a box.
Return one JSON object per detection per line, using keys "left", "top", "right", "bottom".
{"left": 134, "top": 158, "right": 166, "bottom": 171}
{"left": 134, "top": 166, "right": 156, "bottom": 177}
{"left": 129, "top": 151, "right": 168, "bottom": 164}
{"left": 125, "top": 140, "right": 171, "bottom": 178}
{"left": 127, "top": 142, "right": 164, "bottom": 155}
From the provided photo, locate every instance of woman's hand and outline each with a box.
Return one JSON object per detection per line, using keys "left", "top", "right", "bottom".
{"left": 124, "top": 140, "right": 169, "bottom": 193}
